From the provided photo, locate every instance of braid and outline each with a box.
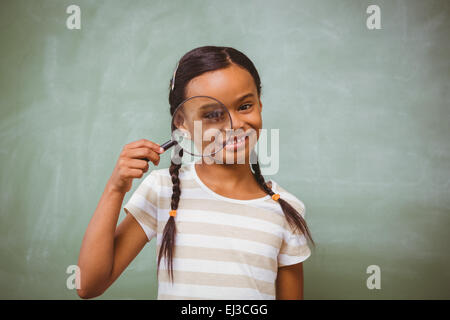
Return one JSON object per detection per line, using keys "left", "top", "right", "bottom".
{"left": 170, "top": 159, "right": 182, "bottom": 211}
{"left": 251, "top": 154, "right": 315, "bottom": 248}
{"left": 157, "top": 148, "right": 183, "bottom": 283}
{"left": 251, "top": 160, "right": 275, "bottom": 196}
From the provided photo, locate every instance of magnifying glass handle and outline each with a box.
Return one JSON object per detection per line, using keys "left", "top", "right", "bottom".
{"left": 139, "top": 140, "right": 177, "bottom": 163}
{"left": 160, "top": 140, "right": 177, "bottom": 151}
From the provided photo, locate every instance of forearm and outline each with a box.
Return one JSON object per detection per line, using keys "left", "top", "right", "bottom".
{"left": 77, "top": 181, "right": 125, "bottom": 297}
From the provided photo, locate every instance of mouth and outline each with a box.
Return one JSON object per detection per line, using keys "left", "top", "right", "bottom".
{"left": 223, "top": 134, "right": 248, "bottom": 151}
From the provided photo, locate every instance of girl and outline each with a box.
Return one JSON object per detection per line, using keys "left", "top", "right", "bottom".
{"left": 77, "top": 46, "right": 315, "bottom": 300}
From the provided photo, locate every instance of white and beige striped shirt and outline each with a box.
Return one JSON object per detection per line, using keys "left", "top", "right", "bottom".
{"left": 123, "top": 161, "right": 311, "bottom": 300}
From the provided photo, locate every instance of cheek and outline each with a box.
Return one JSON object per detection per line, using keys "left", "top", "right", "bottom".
{"left": 246, "top": 115, "right": 262, "bottom": 146}
{"left": 252, "top": 116, "right": 263, "bottom": 137}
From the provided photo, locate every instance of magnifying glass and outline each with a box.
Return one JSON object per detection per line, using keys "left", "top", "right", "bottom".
{"left": 147, "top": 95, "right": 234, "bottom": 159}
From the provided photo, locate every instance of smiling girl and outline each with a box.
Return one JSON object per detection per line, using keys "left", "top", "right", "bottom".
{"left": 77, "top": 46, "right": 315, "bottom": 300}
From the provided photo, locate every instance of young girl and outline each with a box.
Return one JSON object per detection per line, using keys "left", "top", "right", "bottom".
{"left": 77, "top": 46, "right": 315, "bottom": 300}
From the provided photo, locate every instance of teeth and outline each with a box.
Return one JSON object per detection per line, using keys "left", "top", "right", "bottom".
{"left": 227, "top": 136, "right": 246, "bottom": 146}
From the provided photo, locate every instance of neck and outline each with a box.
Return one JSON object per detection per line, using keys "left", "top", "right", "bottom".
{"left": 194, "top": 161, "right": 255, "bottom": 189}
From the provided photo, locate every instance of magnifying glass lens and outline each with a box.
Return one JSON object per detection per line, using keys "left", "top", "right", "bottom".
{"left": 171, "top": 96, "right": 232, "bottom": 157}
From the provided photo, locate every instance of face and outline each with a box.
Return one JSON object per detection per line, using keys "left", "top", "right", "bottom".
{"left": 183, "top": 64, "right": 263, "bottom": 164}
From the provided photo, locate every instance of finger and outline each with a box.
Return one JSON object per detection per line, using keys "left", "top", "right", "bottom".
{"left": 126, "top": 158, "right": 149, "bottom": 170}
{"left": 127, "top": 147, "right": 160, "bottom": 165}
{"left": 126, "top": 139, "right": 164, "bottom": 154}
{"left": 127, "top": 168, "right": 145, "bottom": 179}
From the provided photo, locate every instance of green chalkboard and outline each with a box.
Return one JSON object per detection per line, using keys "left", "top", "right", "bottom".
{"left": 0, "top": 0, "right": 449, "bottom": 299}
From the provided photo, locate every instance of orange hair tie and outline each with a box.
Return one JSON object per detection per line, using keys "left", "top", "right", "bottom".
{"left": 169, "top": 210, "right": 177, "bottom": 217}
{"left": 272, "top": 193, "right": 280, "bottom": 201}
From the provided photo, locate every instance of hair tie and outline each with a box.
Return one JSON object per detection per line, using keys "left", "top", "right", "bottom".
{"left": 272, "top": 193, "right": 280, "bottom": 201}
{"left": 169, "top": 210, "right": 177, "bottom": 217}
{"left": 171, "top": 61, "right": 179, "bottom": 91}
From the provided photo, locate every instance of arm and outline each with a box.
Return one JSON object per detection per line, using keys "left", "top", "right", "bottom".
{"left": 77, "top": 139, "right": 162, "bottom": 299}
{"left": 76, "top": 185, "right": 149, "bottom": 299}
{"left": 275, "top": 262, "right": 304, "bottom": 300}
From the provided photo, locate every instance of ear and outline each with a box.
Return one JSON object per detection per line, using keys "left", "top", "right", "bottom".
{"left": 258, "top": 97, "right": 263, "bottom": 112}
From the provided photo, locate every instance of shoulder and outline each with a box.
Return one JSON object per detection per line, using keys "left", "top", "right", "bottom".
{"left": 150, "top": 163, "right": 192, "bottom": 176}
{"left": 269, "top": 180, "right": 306, "bottom": 218}
{"left": 144, "top": 163, "right": 193, "bottom": 184}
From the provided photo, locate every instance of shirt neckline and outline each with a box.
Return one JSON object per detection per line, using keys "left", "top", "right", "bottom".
{"left": 189, "top": 161, "right": 277, "bottom": 204}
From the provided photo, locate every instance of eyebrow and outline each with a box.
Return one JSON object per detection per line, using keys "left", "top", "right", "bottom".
{"left": 198, "top": 103, "right": 222, "bottom": 110}
{"left": 235, "top": 93, "right": 255, "bottom": 102}
{"left": 194, "top": 93, "right": 255, "bottom": 111}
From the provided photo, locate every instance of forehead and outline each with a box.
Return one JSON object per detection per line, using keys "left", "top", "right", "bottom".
{"left": 185, "top": 64, "right": 257, "bottom": 106}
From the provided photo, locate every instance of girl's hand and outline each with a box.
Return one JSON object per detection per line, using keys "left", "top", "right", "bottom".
{"left": 107, "top": 139, "right": 165, "bottom": 194}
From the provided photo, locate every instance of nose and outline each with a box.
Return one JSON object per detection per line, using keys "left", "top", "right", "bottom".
{"left": 228, "top": 110, "right": 245, "bottom": 132}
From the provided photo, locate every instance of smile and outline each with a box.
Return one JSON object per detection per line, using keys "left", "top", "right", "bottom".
{"left": 223, "top": 135, "right": 248, "bottom": 151}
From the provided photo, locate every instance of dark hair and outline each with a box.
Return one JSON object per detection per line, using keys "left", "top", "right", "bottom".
{"left": 158, "top": 45, "right": 315, "bottom": 283}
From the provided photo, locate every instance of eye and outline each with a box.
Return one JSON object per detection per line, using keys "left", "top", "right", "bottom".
{"left": 239, "top": 103, "right": 252, "bottom": 111}
{"left": 203, "top": 110, "right": 225, "bottom": 121}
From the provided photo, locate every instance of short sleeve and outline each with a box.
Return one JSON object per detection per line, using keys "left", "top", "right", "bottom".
{"left": 123, "top": 170, "right": 160, "bottom": 242}
{"left": 278, "top": 202, "right": 311, "bottom": 267}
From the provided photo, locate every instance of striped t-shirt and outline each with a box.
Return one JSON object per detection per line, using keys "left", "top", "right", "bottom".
{"left": 123, "top": 161, "right": 311, "bottom": 300}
